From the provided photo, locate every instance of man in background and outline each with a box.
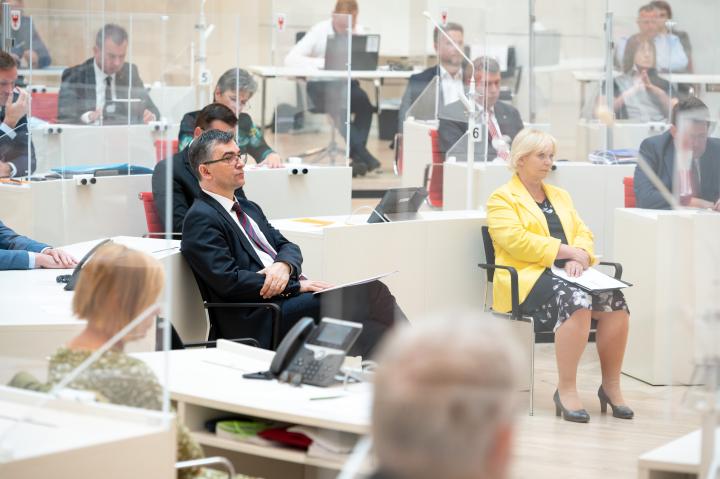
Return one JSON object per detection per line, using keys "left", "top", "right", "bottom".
{"left": 284, "top": 0, "right": 380, "bottom": 177}
{"left": 397, "top": 22, "right": 465, "bottom": 134}
{"left": 438, "top": 56, "right": 524, "bottom": 162}
{"left": 635, "top": 97, "right": 720, "bottom": 210}
{"left": 0, "top": 50, "right": 35, "bottom": 178}
{"left": 371, "top": 317, "right": 522, "bottom": 479}
{"left": 58, "top": 23, "right": 160, "bottom": 124}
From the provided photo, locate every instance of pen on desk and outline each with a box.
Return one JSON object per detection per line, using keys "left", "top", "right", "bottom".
{"left": 309, "top": 394, "right": 346, "bottom": 401}
{"left": 151, "top": 246, "right": 180, "bottom": 254}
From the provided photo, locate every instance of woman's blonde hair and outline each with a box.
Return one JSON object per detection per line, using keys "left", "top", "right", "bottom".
{"left": 72, "top": 243, "right": 165, "bottom": 337}
{"left": 508, "top": 128, "right": 557, "bottom": 172}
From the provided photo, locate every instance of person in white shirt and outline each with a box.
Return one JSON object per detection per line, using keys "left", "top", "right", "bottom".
{"left": 397, "top": 22, "right": 465, "bottom": 134}
{"left": 615, "top": 4, "right": 688, "bottom": 73}
{"left": 284, "top": 0, "right": 380, "bottom": 177}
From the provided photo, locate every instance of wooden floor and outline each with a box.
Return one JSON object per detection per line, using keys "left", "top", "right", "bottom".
{"left": 511, "top": 343, "right": 699, "bottom": 479}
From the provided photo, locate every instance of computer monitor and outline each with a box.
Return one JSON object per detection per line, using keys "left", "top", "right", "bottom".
{"left": 368, "top": 187, "right": 428, "bottom": 223}
{"left": 325, "top": 34, "right": 380, "bottom": 71}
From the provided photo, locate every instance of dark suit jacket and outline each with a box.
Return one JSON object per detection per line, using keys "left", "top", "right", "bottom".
{"left": 57, "top": 58, "right": 161, "bottom": 124}
{"left": 398, "top": 66, "right": 438, "bottom": 133}
{"left": 438, "top": 99, "right": 524, "bottom": 161}
{"left": 635, "top": 130, "right": 720, "bottom": 209}
{"left": 181, "top": 193, "right": 303, "bottom": 347}
{"left": 0, "top": 90, "right": 36, "bottom": 177}
{"left": 0, "top": 219, "right": 49, "bottom": 270}
{"left": 151, "top": 147, "right": 246, "bottom": 233}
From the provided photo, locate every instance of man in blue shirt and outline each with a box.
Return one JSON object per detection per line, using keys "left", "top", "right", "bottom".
{"left": 0, "top": 220, "right": 76, "bottom": 270}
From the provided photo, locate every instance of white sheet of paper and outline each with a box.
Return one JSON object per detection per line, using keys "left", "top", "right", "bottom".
{"left": 313, "top": 271, "right": 398, "bottom": 295}
{"left": 551, "top": 266, "right": 629, "bottom": 291}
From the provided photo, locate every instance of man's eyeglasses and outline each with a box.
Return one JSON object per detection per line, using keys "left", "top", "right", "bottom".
{"left": 202, "top": 152, "right": 248, "bottom": 166}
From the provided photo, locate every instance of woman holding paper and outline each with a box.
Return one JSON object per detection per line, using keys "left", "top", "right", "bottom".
{"left": 486, "top": 129, "right": 632, "bottom": 423}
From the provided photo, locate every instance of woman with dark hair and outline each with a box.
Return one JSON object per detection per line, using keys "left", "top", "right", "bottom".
{"left": 605, "top": 35, "right": 674, "bottom": 121}
{"left": 179, "top": 68, "right": 282, "bottom": 167}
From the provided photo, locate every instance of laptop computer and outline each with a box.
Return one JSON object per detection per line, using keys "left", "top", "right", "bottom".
{"left": 103, "top": 98, "right": 145, "bottom": 125}
{"left": 367, "top": 187, "right": 428, "bottom": 223}
{"left": 325, "top": 34, "right": 381, "bottom": 71}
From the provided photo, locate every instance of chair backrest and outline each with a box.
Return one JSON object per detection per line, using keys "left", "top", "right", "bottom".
{"left": 623, "top": 176, "right": 635, "bottom": 208}
{"left": 393, "top": 133, "right": 404, "bottom": 175}
{"left": 481, "top": 226, "right": 496, "bottom": 282}
{"left": 154, "top": 139, "right": 179, "bottom": 164}
{"left": 427, "top": 128, "right": 444, "bottom": 207}
{"left": 30, "top": 91, "right": 58, "bottom": 123}
{"left": 138, "top": 191, "right": 165, "bottom": 235}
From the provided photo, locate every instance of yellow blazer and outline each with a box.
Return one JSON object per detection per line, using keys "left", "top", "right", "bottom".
{"left": 486, "top": 174, "right": 596, "bottom": 313}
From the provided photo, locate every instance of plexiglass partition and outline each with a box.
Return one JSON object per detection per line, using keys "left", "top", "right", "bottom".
{"left": 265, "top": 11, "right": 351, "bottom": 169}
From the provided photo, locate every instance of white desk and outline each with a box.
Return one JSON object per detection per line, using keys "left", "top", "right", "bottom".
{"left": 400, "top": 119, "right": 436, "bottom": 188}
{"left": 242, "top": 165, "right": 352, "bottom": 219}
{"left": 247, "top": 64, "right": 417, "bottom": 130}
{"left": 0, "top": 236, "right": 205, "bottom": 376}
{"left": 273, "top": 210, "right": 487, "bottom": 321}
{"left": 638, "top": 428, "right": 719, "bottom": 479}
{"left": 614, "top": 209, "right": 720, "bottom": 385}
{"left": 137, "top": 340, "right": 371, "bottom": 478}
{"left": 0, "top": 175, "right": 151, "bottom": 246}
{"left": 0, "top": 386, "right": 175, "bottom": 479}
{"left": 1, "top": 166, "right": 352, "bottom": 246}
{"left": 30, "top": 123, "right": 179, "bottom": 172}
{"left": 658, "top": 73, "right": 720, "bottom": 86}
{"left": 443, "top": 162, "right": 635, "bottom": 258}
{"left": 574, "top": 120, "right": 669, "bottom": 160}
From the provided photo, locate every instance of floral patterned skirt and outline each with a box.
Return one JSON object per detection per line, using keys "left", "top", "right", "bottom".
{"left": 521, "top": 271, "right": 629, "bottom": 333}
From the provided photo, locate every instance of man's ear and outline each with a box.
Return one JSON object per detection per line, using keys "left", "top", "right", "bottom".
{"left": 670, "top": 125, "right": 677, "bottom": 138}
{"left": 193, "top": 126, "right": 203, "bottom": 139}
{"left": 197, "top": 163, "right": 211, "bottom": 182}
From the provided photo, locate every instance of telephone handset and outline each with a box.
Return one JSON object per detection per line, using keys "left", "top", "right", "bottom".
{"left": 243, "top": 317, "right": 363, "bottom": 387}
{"left": 55, "top": 238, "right": 112, "bottom": 291}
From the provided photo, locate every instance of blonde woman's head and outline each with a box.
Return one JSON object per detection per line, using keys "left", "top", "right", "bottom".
{"left": 509, "top": 128, "right": 557, "bottom": 176}
{"left": 72, "top": 243, "right": 165, "bottom": 340}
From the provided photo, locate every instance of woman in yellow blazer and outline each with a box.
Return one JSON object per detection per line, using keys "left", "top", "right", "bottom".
{"left": 487, "top": 129, "right": 632, "bottom": 423}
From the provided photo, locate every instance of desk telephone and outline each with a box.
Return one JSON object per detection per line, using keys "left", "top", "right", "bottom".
{"left": 243, "top": 317, "right": 362, "bottom": 387}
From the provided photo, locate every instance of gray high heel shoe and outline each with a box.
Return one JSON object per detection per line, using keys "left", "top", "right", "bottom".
{"left": 553, "top": 390, "right": 590, "bottom": 423}
{"left": 598, "top": 386, "right": 634, "bottom": 419}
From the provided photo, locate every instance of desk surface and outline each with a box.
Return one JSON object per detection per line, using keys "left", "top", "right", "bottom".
{"left": 247, "top": 65, "right": 418, "bottom": 80}
{"left": 136, "top": 341, "right": 371, "bottom": 435}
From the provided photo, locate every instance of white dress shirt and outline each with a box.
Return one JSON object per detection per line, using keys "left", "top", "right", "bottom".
{"left": 439, "top": 65, "right": 464, "bottom": 105}
{"left": 202, "top": 188, "right": 275, "bottom": 269}
{"left": 80, "top": 61, "right": 117, "bottom": 124}
{"left": 284, "top": 18, "right": 365, "bottom": 69}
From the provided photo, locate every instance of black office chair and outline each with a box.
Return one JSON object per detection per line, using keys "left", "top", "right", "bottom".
{"left": 478, "top": 226, "right": 624, "bottom": 415}
{"left": 157, "top": 320, "right": 260, "bottom": 350}
{"left": 191, "top": 272, "right": 282, "bottom": 351}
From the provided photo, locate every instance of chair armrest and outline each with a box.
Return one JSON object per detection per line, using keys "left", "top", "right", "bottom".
{"left": 598, "top": 261, "right": 623, "bottom": 280}
{"left": 478, "top": 263, "right": 520, "bottom": 321}
{"left": 176, "top": 456, "right": 235, "bottom": 479}
{"left": 204, "top": 302, "right": 282, "bottom": 350}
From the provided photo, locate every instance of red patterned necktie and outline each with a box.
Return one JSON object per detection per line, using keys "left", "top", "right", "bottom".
{"left": 231, "top": 203, "right": 277, "bottom": 259}
{"left": 488, "top": 110, "right": 509, "bottom": 161}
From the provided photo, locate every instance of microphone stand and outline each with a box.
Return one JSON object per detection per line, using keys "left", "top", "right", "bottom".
{"left": 423, "top": 12, "right": 482, "bottom": 210}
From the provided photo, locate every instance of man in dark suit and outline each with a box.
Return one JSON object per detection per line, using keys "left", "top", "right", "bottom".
{"left": 0, "top": 219, "right": 76, "bottom": 270}
{"left": 438, "top": 56, "right": 524, "bottom": 162}
{"left": 152, "top": 103, "right": 246, "bottom": 233}
{"left": 0, "top": 50, "right": 35, "bottom": 178}
{"left": 57, "top": 23, "right": 160, "bottom": 125}
{"left": 181, "top": 129, "right": 407, "bottom": 356}
{"left": 635, "top": 97, "right": 720, "bottom": 210}
{"left": 397, "top": 22, "right": 465, "bottom": 134}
